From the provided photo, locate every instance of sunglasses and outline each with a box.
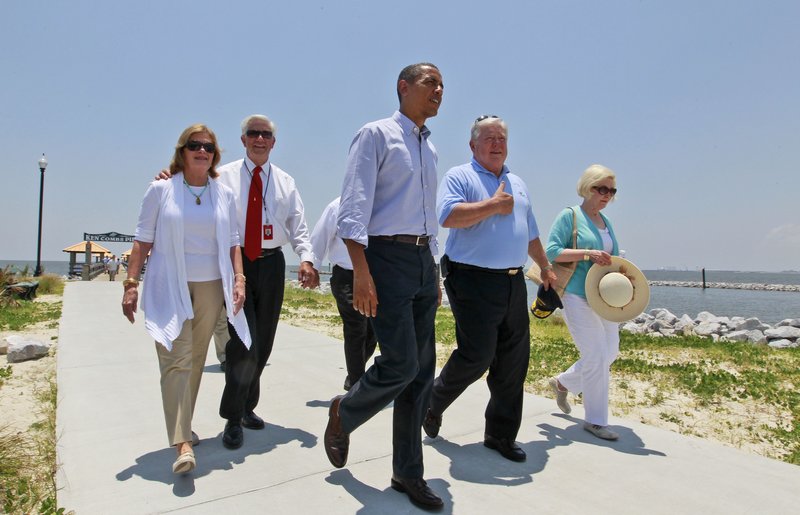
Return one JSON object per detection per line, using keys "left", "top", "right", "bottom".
{"left": 185, "top": 141, "right": 216, "bottom": 153}
{"left": 592, "top": 186, "right": 617, "bottom": 196}
{"left": 245, "top": 130, "right": 273, "bottom": 139}
{"left": 475, "top": 114, "right": 499, "bottom": 123}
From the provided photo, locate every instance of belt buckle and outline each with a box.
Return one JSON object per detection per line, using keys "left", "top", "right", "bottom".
{"left": 415, "top": 236, "right": 427, "bottom": 246}
{"left": 508, "top": 268, "right": 518, "bottom": 276}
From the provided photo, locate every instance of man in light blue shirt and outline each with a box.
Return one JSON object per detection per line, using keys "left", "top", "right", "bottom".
{"left": 324, "top": 63, "right": 444, "bottom": 511}
{"left": 423, "top": 115, "right": 555, "bottom": 463}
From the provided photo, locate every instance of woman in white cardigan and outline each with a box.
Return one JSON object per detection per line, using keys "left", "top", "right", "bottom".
{"left": 122, "top": 124, "right": 250, "bottom": 474}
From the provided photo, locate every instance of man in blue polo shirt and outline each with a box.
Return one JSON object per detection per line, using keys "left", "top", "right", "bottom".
{"left": 423, "top": 115, "right": 556, "bottom": 463}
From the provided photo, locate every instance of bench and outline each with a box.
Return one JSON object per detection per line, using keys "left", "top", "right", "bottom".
{"left": 1, "top": 281, "right": 40, "bottom": 300}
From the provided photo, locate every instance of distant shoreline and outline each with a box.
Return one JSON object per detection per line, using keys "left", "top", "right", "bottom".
{"left": 649, "top": 281, "right": 800, "bottom": 292}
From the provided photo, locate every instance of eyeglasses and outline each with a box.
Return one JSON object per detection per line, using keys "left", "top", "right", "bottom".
{"left": 245, "top": 130, "right": 273, "bottom": 139}
{"left": 185, "top": 141, "right": 216, "bottom": 153}
{"left": 475, "top": 115, "right": 499, "bottom": 123}
{"left": 592, "top": 186, "right": 617, "bottom": 197}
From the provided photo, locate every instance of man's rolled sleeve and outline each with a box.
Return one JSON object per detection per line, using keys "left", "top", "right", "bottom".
{"left": 338, "top": 128, "right": 379, "bottom": 247}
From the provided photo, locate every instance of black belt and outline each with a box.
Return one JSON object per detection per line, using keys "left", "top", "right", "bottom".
{"left": 450, "top": 260, "right": 522, "bottom": 276}
{"left": 370, "top": 234, "right": 431, "bottom": 246}
{"left": 242, "top": 246, "right": 282, "bottom": 258}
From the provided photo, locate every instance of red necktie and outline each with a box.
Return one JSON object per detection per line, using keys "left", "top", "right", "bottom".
{"left": 244, "top": 166, "right": 263, "bottom": 261}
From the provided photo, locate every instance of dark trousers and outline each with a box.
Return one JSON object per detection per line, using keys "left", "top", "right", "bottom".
{"left": 219, "top": 250, "right": 285, "bottom": 421}
{"left": 430, "top": 266, "right": 530, "bottom": 440}
{"left": 338, "top": 238, "right": 438, "bottom": 479}
{"left": 330, "top": 265, "right": 378, "bottom": 384}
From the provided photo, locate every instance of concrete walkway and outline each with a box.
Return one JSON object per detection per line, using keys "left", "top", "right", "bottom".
{"left": 56, "top": 281, "right": 799, "bottom": 514}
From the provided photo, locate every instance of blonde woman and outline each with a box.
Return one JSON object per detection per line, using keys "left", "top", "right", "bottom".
{"left": 545, "top": 164, "right": 621, "bottom": 440}
{"left": 122, "top": 124, "right": 250, "bottom": 473}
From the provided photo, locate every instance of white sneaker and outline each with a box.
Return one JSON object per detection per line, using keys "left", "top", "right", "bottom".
{"left": 548, "top": 377, "right": 571, "bottom": 414}
{"left": 583, "top": 423, "right": 619, "bottom": 441}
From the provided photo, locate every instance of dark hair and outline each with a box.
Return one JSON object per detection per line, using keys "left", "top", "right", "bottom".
{"left": 396, "top": 62, "right": 439, "bottom": 103}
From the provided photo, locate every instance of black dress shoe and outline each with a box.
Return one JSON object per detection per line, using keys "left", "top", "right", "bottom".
{"left": 422, "top": 409, "right": 442, "bottom": 438}
{"left": 391, "top": 476, "right": 444, "bottom": 511}
{"left": 343, "top": 377, "right": 352, "bottom": 391}
{"left": 324, "top": 396, "right": 349, "bottom": 468}
{"left": 241, "top": 411, "right": 265, "bottom": 430}
{"left": 222, "top": 420, "right": 243, "bottom": 449}
{"left": 484, "top": 434, "right": 526, "bottom": 462}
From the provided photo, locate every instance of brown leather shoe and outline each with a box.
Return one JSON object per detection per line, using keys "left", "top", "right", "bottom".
{"left": 391, "top": 476, "right": 444, "bottom": 511}
{"left": 324, "top": 395, "right": 349, "bottom": 468}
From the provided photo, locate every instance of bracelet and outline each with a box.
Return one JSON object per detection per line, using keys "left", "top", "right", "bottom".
{"left": 542, "top": 264, "right": 554, "bottom": 271}
{"left": 234, "top": 273, "right": 246, "bottom": 282}
{"left": 123, "top": 278, "right": 139, "bottom": 288}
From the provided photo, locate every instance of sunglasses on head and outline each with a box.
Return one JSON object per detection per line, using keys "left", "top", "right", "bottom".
{"left": 475, "top": 114, "right": 499, "bottom": 123}
{"left": 592, "top": 186, "right": 617, "bottom": 196}
{"left": 245, "top": 130, "right": 273, "bottom": 139}
{"left": 185, "top": 141, "right": 216, "bottom": 153}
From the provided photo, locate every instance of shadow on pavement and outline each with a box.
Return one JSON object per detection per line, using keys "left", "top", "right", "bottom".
{"left": 325, "top": 469, "right": 454, "bottom": 515}
{"left": 115, "top": 422, "right": 318, "bottom": 496}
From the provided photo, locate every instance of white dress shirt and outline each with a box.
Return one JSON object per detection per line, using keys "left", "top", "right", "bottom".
{"left": 216, "top": 157, "right": 314, "bottom": 263}
{"left": 310, "top": 197, "right": 353, "bottom": 270}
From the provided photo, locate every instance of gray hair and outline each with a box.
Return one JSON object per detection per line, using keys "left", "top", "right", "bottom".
{"left": 470, "top": 116, "right": 508, "bottom": 141}
{"left": 240, "top": 114, "right": 277, "bottom": 135}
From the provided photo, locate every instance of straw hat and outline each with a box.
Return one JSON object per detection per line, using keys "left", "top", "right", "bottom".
{"left": 584, "top": 256, "right": 650, "bottom": 322}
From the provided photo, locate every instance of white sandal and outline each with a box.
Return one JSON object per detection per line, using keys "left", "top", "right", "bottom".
{"left": 549, "top": 377, "right": 571, "bottom": 414}
{"left": 583, "top": 423, "right": 619, "bottom": 441}
{"left": 172, "top": 450, "right": 196, "bottom": 474}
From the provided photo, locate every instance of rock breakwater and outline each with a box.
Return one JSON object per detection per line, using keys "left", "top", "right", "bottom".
{"left": 622, "top": 309, "right": 800, "bottom": 348}
{"left": 648, "top": 281, "right": 800, "bottom": 292}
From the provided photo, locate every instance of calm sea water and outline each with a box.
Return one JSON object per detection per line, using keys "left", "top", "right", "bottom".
{"left": 0, "top": 260, "right": 72, "bottom": 277}
{"left": 5, "top": 261, "right": 798, "bottom": 325}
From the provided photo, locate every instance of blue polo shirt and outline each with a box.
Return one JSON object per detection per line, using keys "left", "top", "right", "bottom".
{"left": 437, "top": 159, "right": 540, "bottom": 269}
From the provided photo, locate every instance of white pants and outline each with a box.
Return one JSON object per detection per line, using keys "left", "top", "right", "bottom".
{"left": 558, "top": 293, "right": 620, "bottom": 426}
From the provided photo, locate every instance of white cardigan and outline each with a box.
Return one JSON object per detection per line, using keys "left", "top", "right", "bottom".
{"left": 135, "top": 176, "right": 251, "bottom": 351}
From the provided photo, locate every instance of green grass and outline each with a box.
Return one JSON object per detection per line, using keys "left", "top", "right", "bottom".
{"left": 282, "top": 283, "right": 800, "bottom": 465}
{"left": 0, "top": 300, "right": 62, "bottom": 331}
{"left": 0, "top": 374, "right": 63, "bottom": 514}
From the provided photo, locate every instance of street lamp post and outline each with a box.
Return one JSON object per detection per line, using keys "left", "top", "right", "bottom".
{"left": 34, "top": 153, "right": 48, "bottom": 277}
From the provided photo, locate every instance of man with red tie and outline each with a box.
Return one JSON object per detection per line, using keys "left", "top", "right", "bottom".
{"left": 217, "top": 114, "right": 319, "bottom": 449}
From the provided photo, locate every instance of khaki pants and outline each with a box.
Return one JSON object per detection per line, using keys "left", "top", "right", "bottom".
{"left": 155, "top": 279, "right": 223, "bottom": 446}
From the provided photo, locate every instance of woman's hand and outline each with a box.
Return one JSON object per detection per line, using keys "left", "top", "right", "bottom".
{"left": 122, "top": 287, "right": 139, "bottom": 323}
{"left": 588, "top": 250, "right": 612, "bottom": 266}
{"left": 232, "top": 278, "right": 245, "bottom": 315}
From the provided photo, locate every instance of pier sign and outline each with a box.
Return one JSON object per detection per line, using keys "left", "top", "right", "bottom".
{"left": 84, "top": 232, "right": 134, "bottom": 243}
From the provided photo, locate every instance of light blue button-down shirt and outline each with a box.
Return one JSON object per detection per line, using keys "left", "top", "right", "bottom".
{"left": 438, "top": 158, "right": 540, "bottom": 269}
{"left": 337, "top": 111, "right": 439, "bottom": 255}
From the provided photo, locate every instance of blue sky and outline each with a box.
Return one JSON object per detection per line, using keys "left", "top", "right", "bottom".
{"left": 2, "top": 1, "right": 798, "bottom": 271}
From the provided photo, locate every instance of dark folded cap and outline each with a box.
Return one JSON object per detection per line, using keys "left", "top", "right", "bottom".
{"left": 531, "top": 283, "right": 564, "bottom": 319}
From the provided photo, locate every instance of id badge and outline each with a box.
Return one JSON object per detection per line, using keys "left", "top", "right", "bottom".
{"left": 263, "top": 224, "right": 273, "bottom": 240}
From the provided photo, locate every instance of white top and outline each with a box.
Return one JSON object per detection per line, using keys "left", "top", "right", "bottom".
{"left": 182, "top": 186, "right": 220, "bottom": 281}
{"left": 310, "top": 197, "right": 352, "bottom": 270}
{"left": 600, "top": 227, "right": 613, "bottom": 253}
{"left": 134, "top": 175, "right": 250, "bottom": 351}
{"left": 216, "top": 157, "right": 314, "bottom": 263}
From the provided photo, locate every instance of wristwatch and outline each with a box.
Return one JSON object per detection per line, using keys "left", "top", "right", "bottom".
{"left": 583, "top": 253, "right": 590, "bottom": 261}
